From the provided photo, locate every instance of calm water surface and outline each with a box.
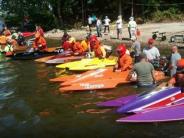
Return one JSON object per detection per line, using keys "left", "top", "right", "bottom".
{"left": 0, "top": 40, "right": 184, "bottom": 138}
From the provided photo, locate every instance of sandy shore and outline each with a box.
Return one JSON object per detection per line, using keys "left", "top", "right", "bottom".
{"left": 45, "top": 22, "right": 184, "bottom": 47}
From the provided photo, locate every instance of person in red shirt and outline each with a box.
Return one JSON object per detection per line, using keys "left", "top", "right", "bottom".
{"left": 90, "top": 37, "right": 106, "bottom": 58}
{"left": 33, "top": 32, "right": 47, "bottom": 51}
{"left": 114, "top": 44, "right": 133, "bottom": 72}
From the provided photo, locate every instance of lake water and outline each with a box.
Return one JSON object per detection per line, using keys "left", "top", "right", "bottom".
{"left": 0, "top": 40, "right": 184, "bottom": 138}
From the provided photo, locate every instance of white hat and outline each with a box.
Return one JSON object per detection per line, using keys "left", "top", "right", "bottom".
{"left": 129, "top": 17, "right": 134, "bottom": 20}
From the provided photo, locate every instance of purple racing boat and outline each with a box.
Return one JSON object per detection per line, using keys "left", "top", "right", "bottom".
{"left": 97, "top": 87, "right": 184, "bottom": 123}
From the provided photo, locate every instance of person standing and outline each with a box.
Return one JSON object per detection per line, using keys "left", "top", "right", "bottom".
{"left": 103, "top": 16, "right": 111, "bottom": 33}
{"left": 128, "top": 17, "right": 137, "bottom": 39}
{"left": 88, "top": 15, "right": 93, "bottom": 33}
{"left": 96, "top": 17, "right": 102, "bottom": 37}
{"left": 116, "top": 16, "right": 123, "bottom": 39}
{"left": 130, "top": 36, "right": 141, "bottom": 63}
{"left": 169, "top": 46, "right": 181, "bottom": 77}
{"left": 143, "top": 38, "right": 160, "bottom": 62}
{"left": 129, "top": 53, "right": 156, "bottom": 87}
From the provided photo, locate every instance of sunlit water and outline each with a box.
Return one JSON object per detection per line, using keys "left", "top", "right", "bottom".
{"left": 0, "top": 41, "right": 184, "bottom": 138}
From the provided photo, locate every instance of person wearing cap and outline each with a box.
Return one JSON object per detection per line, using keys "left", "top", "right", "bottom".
{"left": 169, "top": 46, "right": 181, "bottom": 77}
{"left": 33, "top": 32, "right": 47, "bottom": 51}
{"left": 143, "top": 38, "right": 160, "bottom": 62}
{"left": 114, "top": 44, "right": 133, "bottom": 72}
{"left": 116, "top": 16, "right": 123, "bottom": 39}
{"left": 103, "top": 16, "right": 111, "bottom": 33}
{"left": 130, "top": 36, "right": 141, "bottom": 63}
{"left": 128, "top": 17, "right": 137, "bottom": 39}
{"left": 90, "top": 38, "right": 106, "bottom": 58}
{"left": 129, "top": 53, "right": 156, "bottom": 87}
{"left": 168, "top": 59, "right": 184, "bottom": 90}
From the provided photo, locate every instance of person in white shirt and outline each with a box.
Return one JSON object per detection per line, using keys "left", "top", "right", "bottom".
{"left": 116, "top": 15, "right": 123, "bottom": 39}
{"left": 96, "top": 17, "right": 102, "bottom": 37}
{"left": 128, "top": 17, "right": 137, "bottom": 39}
{"left": 88, "top": 15, "right": 93, "bottom": 33}
{"left": 143, "top": 38, "right": 160, "bottom": 62}
{"left": 103, "top": 16, "right": 111, "bottom": 33}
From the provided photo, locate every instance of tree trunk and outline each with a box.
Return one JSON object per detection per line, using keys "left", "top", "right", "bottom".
{"left": 57, "top": 0, "right": 63, "bottom": 28}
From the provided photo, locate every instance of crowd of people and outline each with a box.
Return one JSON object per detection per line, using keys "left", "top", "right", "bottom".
{"left": 1, "top": 16, "right": 183, "bottom": 90}
{"left": 87, "top": 15, "right": 138, "bottom": 40}
{"left": 0, "top": 25, "right": 48, "bottom": 55}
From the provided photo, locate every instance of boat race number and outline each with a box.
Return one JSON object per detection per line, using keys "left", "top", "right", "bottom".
{"left": 80, "top": 83, "right": 104, "bottom": 89}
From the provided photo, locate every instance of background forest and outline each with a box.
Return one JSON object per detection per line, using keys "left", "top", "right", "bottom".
{"left": 1, "top": 0, "right": 184, "bottom": 30}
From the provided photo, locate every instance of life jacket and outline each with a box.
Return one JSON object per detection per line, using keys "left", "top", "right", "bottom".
{"left": 4, "top": 44, "right": 14, "bottom": 56}
{"left": 94, "top": 46, "right": 106, "bottom": 58}
{"left": 80, "top": 40, "right": 89, "bottom": 52}
{"left": 72, "top": 42, "right": 85, "bottom": 55}
{"left": 118, "top": 54, "right": 133, "bottom": 71}
{"left": 177, "top": 58, "right": 184, "bottom": 68}
{"left": 33, "top": 36, "right": 47, "bottom": 50}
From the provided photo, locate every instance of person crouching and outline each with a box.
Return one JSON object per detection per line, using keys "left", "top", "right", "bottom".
{"left": 113, "top": 44, "right": 133, "bottom": 72}
{"left": 33, "top": 32, "right": 47, "bottom": 51}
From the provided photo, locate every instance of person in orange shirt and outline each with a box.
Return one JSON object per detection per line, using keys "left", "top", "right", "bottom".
{"left": 90, "top": 38, "right": 106, "bottom": 58}
{"left": 80, "top": 36, "right": 90, "bottom": 52}
{"left": 168, "top": 59, "right": 184, "bottom": 91}
{"left": 33, "top": 32, "right": 47, "bottom": 51}
{"left": 68, "top": 37, "right": 85, "bottom": 55}
{"left": 0, "top": 32, "right": 8, "bottom": 52}
{"left": 114, "top": 44, "right": 133, "bottom": 72}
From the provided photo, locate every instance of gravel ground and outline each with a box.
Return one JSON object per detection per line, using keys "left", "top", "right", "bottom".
{"left": 45, "top": 22, "right": 184, "bottom": 47}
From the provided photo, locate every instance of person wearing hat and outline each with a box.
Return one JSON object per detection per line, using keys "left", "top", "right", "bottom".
{"left": 33, "top": 32, "right": 47, "bottom": 51}
{"left": 169, "top": 46, "right": 181, "bottom": 77}
{"left": 128, "top": 17, "right": 137, "bottom": 39}
{"left": 129, "top": 53, "right": 156, "bottom": 87}
{"left": 114, "top": 44, "right": 133, "bottom": 72}
{"left": 130, "top": 36, "right": 141, "bottom": 63}
{"left": 143, "top": 38, "right": 160, "bottom": 63}
{"left": 103, "top": 16, "right": 111, "bottom": 33}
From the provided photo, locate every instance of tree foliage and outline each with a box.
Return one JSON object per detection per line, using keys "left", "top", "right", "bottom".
{"left": 1, "top": 0, "right": 184, "bottom": 30}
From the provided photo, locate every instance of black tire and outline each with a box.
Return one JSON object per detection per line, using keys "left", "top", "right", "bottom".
{"left": 170, "top": 36, "right": 175, "bottom": 42}
{"left": 162, "top": 36, "right": 166, "bottom": 41}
